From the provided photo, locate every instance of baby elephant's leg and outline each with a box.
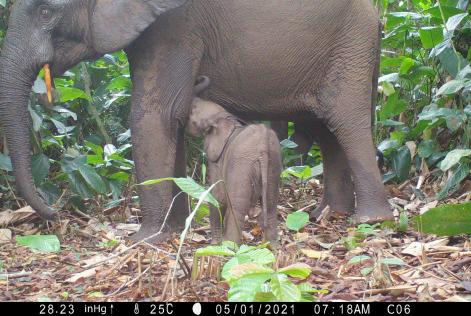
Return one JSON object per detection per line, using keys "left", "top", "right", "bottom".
{"left": 223, "top": 179, "right": 254, "bottom": 244}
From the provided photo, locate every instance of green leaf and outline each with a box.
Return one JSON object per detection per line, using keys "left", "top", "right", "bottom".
{"left": 0, "top": 0, "right": 6, "bottom": 8}
{"left": 270, "top": 273, "right": 301, "bottom": 302}
{"left": 106, "top": 76, "right": 131, "bottom": 91}
{"left": 285, "top": 211, "right": 310, "bottom": 232}
{"left": 253, "top": 291, "right": 277, "bottom": 302}
{"left": 278, "top": 263, "right": 311, "bottom": 279}
{"left": 31, "top": 154, "right": 50, "bottom": 185}
{"left": 56, "top": 87, "right": 91, "bottom": 102}
{"left": 437, "top": 163, "right": 470, "bottom": 200}
{"left": 380, "top": 257, "right": 406, "bottom": 266}
{"left": 282, "top": 166, "right": 312, "bottom": 179}
{"left": 67, "top": 172, "right": 94, "bottom": 199}
{"left": 381, "top": 81, "right": 396, "bottom": 96}
{"left": 78, "top": 164, "right": 107, "bottom": 194}
{"left": 16, "top": 235, "right": 60, "bottom": 253}
{"left": 419, "top": 26, "right": 444, "bottom": 49}
{"left": 174, "top": 177, "right": 220, "bottom": 208}
{"left": 446, "top": 13, "right": 468, "bottom": 32}
{"left": 436, "top": 80, "right": 465, "bottom": 96}
{"left": 228, "top": 263, "right": 274, "bottom": 281}
{"left": 361, "top": 267, "right": 374, "bottom": 276}
{"left": 0, "top": 153, "right": 12, "bottom": 172}
{"left": 29, "top": 105, "right": 43, "bottom": 132}
{"left": 399, "top": 57, "right": 416, "bottom": 74}
{"left": 392, "top": 146, "right": 412, "bottom": 182}
{"left": 297, "top": 283, "right": 322, "bottom": 294}
{"left": 238, "top": 247, "right": 276, "bottom": 265}
{"left": 194, "top": 245, "right": 235, "bottom": 257}
{"left": 280, "top": 139, "right": 298, "bottom": 149}
{"left": 379, "top": 93, "right": 408, "bottom": 121}
{"left": 227, "top": 273, "right": 272, "bottom": 302}
{"left": 437, "top": 48, "right": 468, "bottom": 78}
{"left": 412, "top": 202, "right": 471, "bottom": 236}
{"left": 398, "top": 211, "right": 409, "bottom": 232}
{"left": 347, "top": 255, "right": 371, "bottom": 265}
{"left": 418, "top": 140, "right": 438, "bottom": 158}
{"left": 140, "top": 177, "right": 220, "bottom": 208}
{"left": 85, "top": 141, "right": 104, "bottom": 155}
{"left": 439, "top": 149, "right": 471, "bottom": 171}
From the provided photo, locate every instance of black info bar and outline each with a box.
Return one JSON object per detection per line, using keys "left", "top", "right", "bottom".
{"left": 0, "top": 302, "right": 468, "bottom": 316}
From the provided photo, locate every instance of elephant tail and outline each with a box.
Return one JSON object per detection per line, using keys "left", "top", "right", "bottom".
{"left": 260, "top": 145, "right": 270, "bottom": 229}
{"left": 259, "top": 128, "right": 282, "bottom": 230}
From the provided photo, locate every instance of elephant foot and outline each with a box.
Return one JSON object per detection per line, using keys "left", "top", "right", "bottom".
{"left": 129, "top": 225, "right": 172, "bottom": 243}
{"left": 352, "top": 207, "right": 394, "bottom": 224}
{"left": 210, "top": 235, "right": 223, "bottom": 245}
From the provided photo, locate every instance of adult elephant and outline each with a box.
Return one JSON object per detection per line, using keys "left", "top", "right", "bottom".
{"left": 0, "top": 0, "right": 393, "bottom": 242}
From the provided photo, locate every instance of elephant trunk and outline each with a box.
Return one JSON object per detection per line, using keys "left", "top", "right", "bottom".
{"left": 0, "top": 36, "right": 56, "bottom": 220}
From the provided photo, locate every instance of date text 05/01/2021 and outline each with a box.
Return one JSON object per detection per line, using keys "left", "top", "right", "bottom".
{"left": 35, "top": 303, "right": 414, "bottom": 316}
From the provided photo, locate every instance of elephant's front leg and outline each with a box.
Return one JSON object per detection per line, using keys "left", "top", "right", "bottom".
{"left": 128, "top": 48, "right": 196, "bottom": 242}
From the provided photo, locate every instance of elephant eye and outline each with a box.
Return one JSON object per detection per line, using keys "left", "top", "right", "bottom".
{"left": 38, "top": 5, "right": 53, "bottom": 21}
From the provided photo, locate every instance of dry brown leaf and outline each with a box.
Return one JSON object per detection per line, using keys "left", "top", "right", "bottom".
{"left": 0, "top": 229, "right": 12, "bottom": 243}
{"left": 66, "top": 268, "right": 97, "bottom": 283}
{"left": 0, "top": 206, "right": 35, "bottom": 226}
{"left": 301, "top": 249, "right": 330, "bottom": 260}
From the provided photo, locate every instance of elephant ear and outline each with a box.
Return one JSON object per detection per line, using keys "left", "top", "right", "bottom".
{"left": 204, "top": 119, "right": 235, "bottom": 163}
{"left": 91, "top": 0, "right": 188, "bottom": 53}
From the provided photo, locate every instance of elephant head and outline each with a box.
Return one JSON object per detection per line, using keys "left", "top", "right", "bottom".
{"left": 0, "top": 0, "right": 187, "bottom": 219}
{"left": 187, "top": 98, "right": 245, "bottom": 162}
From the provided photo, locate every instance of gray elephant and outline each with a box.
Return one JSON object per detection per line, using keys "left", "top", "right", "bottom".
{"left": 0, "top": 0, "right": 393, "bottom": 242}
{"left": 188, "top": 79, "right": 282, "bottom": 244}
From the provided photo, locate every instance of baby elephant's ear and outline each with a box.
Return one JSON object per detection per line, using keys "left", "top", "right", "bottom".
{"left": 91, "top": 0, "right": 188, "bottom": 54}
{"left": 205, "top": 120, "right": 234, "bottom": 163}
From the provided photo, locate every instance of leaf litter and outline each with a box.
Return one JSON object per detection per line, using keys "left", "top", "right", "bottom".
{"left": 0, "top": 176, "right": 470, "bottom": 302}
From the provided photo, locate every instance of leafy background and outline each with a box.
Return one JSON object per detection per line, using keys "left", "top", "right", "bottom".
{"left": 0, "top": 0, "right": 470, "bottom": 303}
{"left": 0, "top": 0, "right": 469, "bottom": 227}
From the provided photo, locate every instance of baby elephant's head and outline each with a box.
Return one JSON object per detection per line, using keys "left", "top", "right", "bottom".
{"left": 187, "top": 98, "right": 228, "bottom": 137}
{"left": 187, "top": 99, "right": 239, "bottom": 162}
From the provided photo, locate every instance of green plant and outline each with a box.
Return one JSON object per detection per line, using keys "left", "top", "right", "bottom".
{"left": 412, "top": 201, "right": 471, "bottom": 235}
{"left": 343, "top": 224, "right": 380, "bottom": 250}
{"left": 193, "top": 242, "right": 325, "bottom": 302}
{"left": 348, "top": 254, "right": 406, "bottom": 276}
{"left": 377, "top": 0, "right": 470, "bottom": 199}
{"left": 16, "top": 235, "right": 61, "bottom": 253}
{"left": 285, "top": 210, "right": 310, "bottom": 232}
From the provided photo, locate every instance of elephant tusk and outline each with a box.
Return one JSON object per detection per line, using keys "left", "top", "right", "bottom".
{"left": 43, "top": 64, "right": 53, "bottom": 104}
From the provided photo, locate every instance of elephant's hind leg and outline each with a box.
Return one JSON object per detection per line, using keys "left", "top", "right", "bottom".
{"left": 314, "top": 85, "right": 392, "bottom": 223}
{"left": 290, "top": 121, "right": 355, "bottom": 219}
{"left": 308, "top": 123, "right": 355, "bottom": 219}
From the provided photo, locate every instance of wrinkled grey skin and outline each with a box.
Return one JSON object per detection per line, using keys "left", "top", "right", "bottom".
{"left": 187, "top": 96, "right": 282, "bottom": 244}
{"left": 0, "top": 0, "right": 393, "bottom": 242}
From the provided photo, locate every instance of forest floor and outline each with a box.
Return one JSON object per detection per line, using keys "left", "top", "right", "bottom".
{"left": 0, "top": 178, "right": 470, "bottom": 302}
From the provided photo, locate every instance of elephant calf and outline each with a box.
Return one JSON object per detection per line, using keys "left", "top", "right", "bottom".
{"left": 188, "top": 83, "right": 282, "bottom": 244}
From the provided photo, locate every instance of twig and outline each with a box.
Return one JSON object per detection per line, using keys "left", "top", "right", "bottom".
{"left": 2, "top": 173, "right": 21, "bottom": 208}
{"left": 0, "top": 271, "right": 33, "bottom": 279}
{"left": 85, "top": 192, "right": 184, "bottom": 270}
{"left": 450, "top": 257, "right": 471, "bottom": 273}
{"left": 169, "top": 240, "right": 191, "bottom": 278}
{"left": 105, "top": 265, "right": 152, "bottom": 298}
{"left": 71, "top": 207, "right": 92, "bottom": 220}
{"left": 138, "top": 251, "right": 142, "bottom": 293}
{"left": 298, "top": 202, "right": 317, "bottom": 213}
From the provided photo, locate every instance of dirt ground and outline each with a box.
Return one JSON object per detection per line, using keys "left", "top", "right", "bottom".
{"left": 0, "top": 179, "right": 470, "bottom": 302}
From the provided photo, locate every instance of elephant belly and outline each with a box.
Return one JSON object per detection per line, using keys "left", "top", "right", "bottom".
{"left": 195, "top": 0, "right": 367, "bottom": 120}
